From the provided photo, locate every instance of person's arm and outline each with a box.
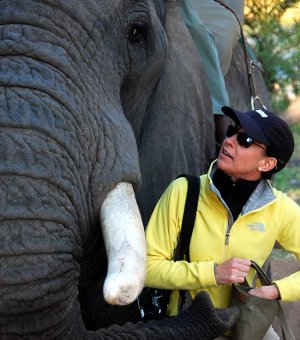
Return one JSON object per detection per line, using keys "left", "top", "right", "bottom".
{"left": 250, "top": 196, "right": 300, "bottom": 301}
{"left": 145, "top": 178, "right": 217, "bottom": 290}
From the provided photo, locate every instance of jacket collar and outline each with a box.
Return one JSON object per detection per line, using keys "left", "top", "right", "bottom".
{"left": 208, "top": 160, "right": 276, "bottom": 214}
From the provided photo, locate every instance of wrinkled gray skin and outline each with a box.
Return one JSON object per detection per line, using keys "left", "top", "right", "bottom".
{"left": 0, "top": 0, "right": 269, "bottom": 339}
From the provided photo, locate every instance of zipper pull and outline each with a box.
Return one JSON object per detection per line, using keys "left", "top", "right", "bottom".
{"left": 225, "top": 232, "right": 230, "bottom": 245}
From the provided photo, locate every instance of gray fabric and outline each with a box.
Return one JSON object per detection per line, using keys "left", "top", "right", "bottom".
{"left": 263, "top": 326, "right": 281, "bottom": 340}
{"left": 179, "top": 0, "right": 230, "bottom": 115}
{"left": 191, "top": 0, "right": 244, "bottom": 75}
{"left": 179, "top": 0, "right": 245, "bottom": 115}
{"left": 222, "top": 0, "right": 245, "bottom": 24}
{"left": 242, "top": 179, "right": 276, "bottom": 215}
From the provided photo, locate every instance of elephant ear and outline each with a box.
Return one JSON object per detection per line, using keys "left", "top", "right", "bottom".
{"left": 137, "top": 2, "right": 215, "bottom": 223}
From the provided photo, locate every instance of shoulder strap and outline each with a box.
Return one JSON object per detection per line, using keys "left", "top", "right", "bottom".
{"left": 175, "top": 174, "right": 200, "bottom": 262}
{"left": 250, "top": 261, "right": 295, "bottom": 340}
{"left": 137, "top": 174, "right": 201, "bottom": 319}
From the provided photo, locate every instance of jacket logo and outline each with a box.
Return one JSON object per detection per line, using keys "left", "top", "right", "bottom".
{"left": 247, "top": 222, "right": 265, "bottom": 232}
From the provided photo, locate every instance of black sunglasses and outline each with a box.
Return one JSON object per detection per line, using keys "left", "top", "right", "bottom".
{"left": 226, "top": 125, "right": 266, "bottom": 150}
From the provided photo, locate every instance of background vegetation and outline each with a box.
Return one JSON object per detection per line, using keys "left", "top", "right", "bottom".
{"left": 244, "top": 0, "right": 300, "bottom": 197}
{"left": 244, "top": 0, "right": 300, "bottom": 112}
{"left": 273, "top": 121, "right": 300, "bottom": 205}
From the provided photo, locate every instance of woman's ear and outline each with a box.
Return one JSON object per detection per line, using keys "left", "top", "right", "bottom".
{"left": 258, "top": 157, "right": 277, "bottom": 173}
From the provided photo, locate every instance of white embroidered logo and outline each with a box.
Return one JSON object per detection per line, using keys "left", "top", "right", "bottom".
{"left": 247, "top": 222, "right": 265, "bottom": 232}
{"left": 256, "top": 109, "right": 268, "bottom": 118}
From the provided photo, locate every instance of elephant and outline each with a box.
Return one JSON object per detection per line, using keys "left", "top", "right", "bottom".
{"left": 0, "top": 0, "right": 270, "bottom": 339}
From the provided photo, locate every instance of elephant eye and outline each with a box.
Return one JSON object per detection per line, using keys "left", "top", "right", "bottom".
{"left": 127, "top": 22, "right": 148, "bottom": 43}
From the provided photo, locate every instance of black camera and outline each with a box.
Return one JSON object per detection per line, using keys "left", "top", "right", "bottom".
{"left": 137, "top": 288, "right": 170, "bottom": 322}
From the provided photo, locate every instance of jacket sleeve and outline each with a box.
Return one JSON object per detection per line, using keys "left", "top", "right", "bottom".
{"left": 273, "top": 194, "right": 300, "bottom": 302}
{"left": 145, "top": 177, "right": 217, "bottom": 290}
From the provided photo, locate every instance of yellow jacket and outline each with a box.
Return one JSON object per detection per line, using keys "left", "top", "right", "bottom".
{"left": 145, "top": 162, "right": 300, "bottom": 316}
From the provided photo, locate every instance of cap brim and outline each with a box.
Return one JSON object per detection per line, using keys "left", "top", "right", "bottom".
{"left": 221, "top": 106, "right": 269, "bottom": 145}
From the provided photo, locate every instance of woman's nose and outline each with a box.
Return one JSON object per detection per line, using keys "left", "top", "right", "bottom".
{"left": 225, "top": 134, "right": 237, "bottom": 147}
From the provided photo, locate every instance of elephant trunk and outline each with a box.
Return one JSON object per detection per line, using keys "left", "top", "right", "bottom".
{"left": 100, "top": 182, "right": 146, "bottom": 305}
{"left": 0, "top": 172, "right": 83, "bottom": 337}
{"left": 0, "top": 165, "right": 145, "bottom": 338}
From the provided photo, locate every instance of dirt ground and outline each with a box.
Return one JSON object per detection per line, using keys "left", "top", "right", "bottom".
{"left": 270, "top": 257, "right": 300, "bottom": 338}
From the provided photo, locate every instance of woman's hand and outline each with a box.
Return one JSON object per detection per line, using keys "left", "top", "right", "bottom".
{"left": 215, "top": 257, "right": 251, "bottom": 285}
{"left": 249, "top": 285, "right": 280, "bottom": 300}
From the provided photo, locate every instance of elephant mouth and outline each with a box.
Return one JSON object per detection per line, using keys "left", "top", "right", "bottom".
{"left": 99, "top": 182, "right": 146, "bottom": 305}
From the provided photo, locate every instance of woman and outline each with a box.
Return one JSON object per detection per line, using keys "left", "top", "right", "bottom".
{"left": 145, "top": 106, "right": 300, "bottom": 339}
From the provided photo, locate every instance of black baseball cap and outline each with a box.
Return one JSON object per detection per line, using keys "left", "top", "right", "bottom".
{"left": 221, "top": 106, "right": 294, "bottom": 173}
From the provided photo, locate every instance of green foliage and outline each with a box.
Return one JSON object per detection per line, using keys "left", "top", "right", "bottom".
{"left": 244, "top": 1, "right": 300, "bottom": 111}
{"left": 273, "top": 121, "right": 300, "bottom": 205}
{"left": 245, "top": 0, "right": 299, "bottom": 25}
{"left": 271, "top": 94, "right": 290, "bottom": 112}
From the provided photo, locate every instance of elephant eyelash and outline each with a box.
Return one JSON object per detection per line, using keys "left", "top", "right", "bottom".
{"left": 126, "top": 22, "right": 149, "bottom": 44}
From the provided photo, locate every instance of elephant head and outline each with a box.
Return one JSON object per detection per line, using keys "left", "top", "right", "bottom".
{"left": 0, "top": 0, "right": 240, "bottom": 338}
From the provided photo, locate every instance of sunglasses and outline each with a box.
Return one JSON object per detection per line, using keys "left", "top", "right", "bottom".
{"left": 226, "top": 125, "right": 266, "bottom": 150}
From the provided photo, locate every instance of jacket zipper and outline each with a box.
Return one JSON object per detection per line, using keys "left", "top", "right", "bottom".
{"left": 223, "top": 213, "right": 233, "bottom": 261}
{"left": 225, "top": 231, "right": 230, "bottom": 245}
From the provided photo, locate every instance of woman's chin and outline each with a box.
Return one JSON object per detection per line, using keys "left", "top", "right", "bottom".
{"left": 217, "top": 156, "right": 230, "bottom": 168}
{"left": 217, "top": 158, "right": 234, "bottom": 176}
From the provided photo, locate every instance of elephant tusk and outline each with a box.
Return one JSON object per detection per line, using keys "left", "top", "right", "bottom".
{"left": 99, "top": 182, "right": 146, "bottom": 305}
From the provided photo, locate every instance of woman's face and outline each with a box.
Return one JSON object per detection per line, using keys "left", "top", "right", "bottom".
{"left": 217, "top": 127, "right": 267, "bottom": 181}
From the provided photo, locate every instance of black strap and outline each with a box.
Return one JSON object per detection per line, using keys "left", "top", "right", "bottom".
{"left": 174, "top": 174, "right": 200, "bottom": 313}
{"left": 138, "top": 174, "right": 201, "bottom": 320}
{"left": 250, "top": 260, "right": 272, "bottom": 286}
{"left": 175, "top": 174, "right": 200, "bottom": 262}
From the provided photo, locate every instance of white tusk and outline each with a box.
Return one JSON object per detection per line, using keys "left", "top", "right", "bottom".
{"left": 99, "top": 182, "right": 146, "bottom": 305}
